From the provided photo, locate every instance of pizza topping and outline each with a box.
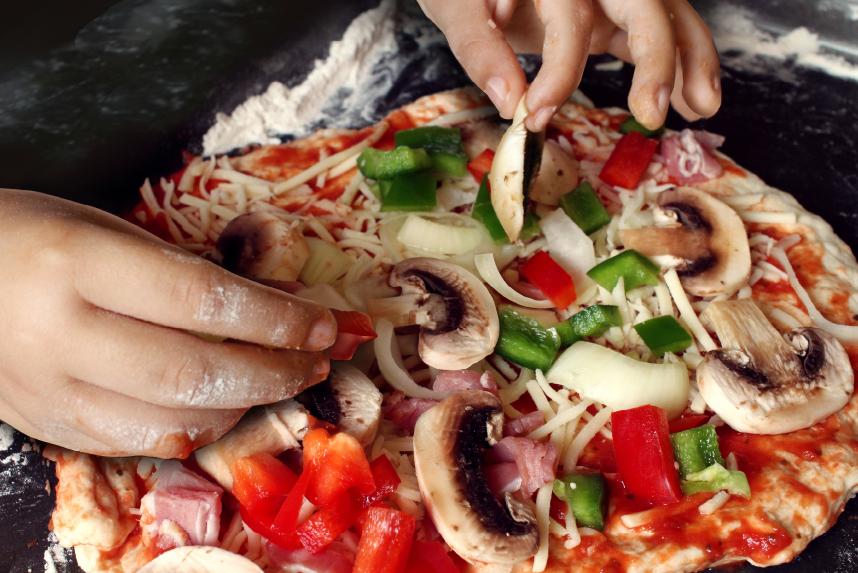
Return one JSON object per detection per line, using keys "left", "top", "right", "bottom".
{"left": 553, "top": 473, "right": 606, "bottom": 530}
{"left": 620, "top": 187, "right": 752, "bottom": 297}
{"left": 619, "top": 116, "right": 665, "bottom": 138}
{"left": 598, "top": 131, "right": 659, "bottom": 189}
{"left": 670, "top": 424, "right": 724, "bottom": 477}
{"left": 611, "top": 405, "right": 683, "bottom": 506}
{"left": 528, "top": 140, "right": 580, "bottom": 206}
{"left": 394, "top": 126, "right": 469, "bottom": 177}
{"left": 519, "top": 251, "right": 578, "bottom": 309}
{"left": 471, "top": 175, "right": 509, "bottom": 244}
{"left": 296, "top": 364, "right": 383, "bottom": 447}
{"left": 380, "top": 257, "right": 499, "bottom": 370}
{"left": 548, "top": 341, "right": 690, "bottom": 419}
{"left": 660, "top": 129, "right": 724, "bottom": 184}
{"left": 474, "top": 252, "right": 555, "bottom": 309}
{"left": 216, "top": 211, "right": 309, "bottom": 282}
{"left": 138, "top": 546, "right": 264, "bottom": 573}
{"left": 681, "top": 463, "right": 751, "bottom": 498}
{"left": 586, "top": 249, "right": 661, "bottom": 291}
{"left": 495, "top": 306, "right": 562, "bottom": 371}
{"left": 559, "top": 181, "right": 612, "bottom": 235}
{"left": 633, "top": 315, "right": 693, "bottom": 355}
{"left": 379, "top": 172, "right": 438, "bottom": 212}
{"left": 357, "top": 146, "right": 432, "bottom": 180}
{"left": 413, "top": 391, "right": 539, "bottom": 565}
{"left": 489, "top": 96, "right": 545, "bottom": 241}
{"left": 487, "top": 436, "right": 558, "bottom": 497}
{"left": 697, "top": 299, "right": 854, "bottom": 434}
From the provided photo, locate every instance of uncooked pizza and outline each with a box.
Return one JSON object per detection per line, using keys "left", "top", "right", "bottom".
{"left": 44, "top": 87, "right": 858, "bottom": 573}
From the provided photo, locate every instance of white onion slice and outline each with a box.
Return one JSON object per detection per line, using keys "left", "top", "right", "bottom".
{"left": 770, "top": 247, "right": 858, "bottom": 343}
{"left": 373, "top": 319, "right": 447, "bottom": 400}
{"left": 396, "top": 215, "right": 483, "bottom": 255}
{"left": 474, "top": 253, "right": 554, "bottom": 309}
{"left": 538, "top": 208, "right": 596, "bottom": 290}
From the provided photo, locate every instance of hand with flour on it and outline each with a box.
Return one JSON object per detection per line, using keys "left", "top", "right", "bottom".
{"left": 419, "top": 0, "right": 722, "bottom": 130}
{"left": 0, "top": 189, "right": 335, "bottom": 458}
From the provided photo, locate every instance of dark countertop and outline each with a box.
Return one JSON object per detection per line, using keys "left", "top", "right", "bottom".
{"left": 1, "top": 1, "right": 857, "bottom": 571}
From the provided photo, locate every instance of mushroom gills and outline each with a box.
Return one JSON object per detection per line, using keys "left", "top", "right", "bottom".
{"left": 296, "top": 363, "right": 382, "bottom": 447}
{"left": 619, "top": 187, "right": 751, "bottom": 296}
{"left": 369, "top": 258, "right": 499, "bottom": 370}
{"left": 489, "top": 97, "right": 545, "bottom": 242}
{"left": 414, "top": 390, "right": 538, "bottom": 565}
{"left": 216, "top": 211, "right": 309, "bottom": 281}
{"left": 697, "top": 299, "right": 853, "bottom": 434}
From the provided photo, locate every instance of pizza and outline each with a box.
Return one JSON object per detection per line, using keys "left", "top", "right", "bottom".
{"left": 43, "top": 87, "right": 858, "bottom": 573}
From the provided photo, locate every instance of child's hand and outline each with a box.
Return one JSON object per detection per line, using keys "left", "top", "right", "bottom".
{"left": 419, "top": 0, "right": 721, "bottom": 130}
{"left": 0, "top": 190, "right": 335, "bottom": 458}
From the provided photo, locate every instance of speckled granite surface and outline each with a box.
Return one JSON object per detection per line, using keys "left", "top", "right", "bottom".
{"left": 0, "top": 1, "right": 857, "bottom": 571}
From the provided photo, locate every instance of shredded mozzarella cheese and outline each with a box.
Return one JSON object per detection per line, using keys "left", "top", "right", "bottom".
{"left": 532, "top": 483, "right": 554, "bottom": 572}
{"left": 698, "top": 491, "right": 730, "bottom": 515}
{"left": 664, "top": 269, "right": 717, "bottom": 351}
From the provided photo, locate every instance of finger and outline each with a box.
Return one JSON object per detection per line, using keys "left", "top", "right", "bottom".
{"left": 599, "top": 0, "right": 676, "bottom": 130}
{"left": 63, "top": 307, "right": 329, "bottom": 409}
{"left": 486, "top": 0, "right": 520, "bottom": 28}
{"left": 421, "top": 0, "right": 527, "bottom": 118}
{"left": 5, "top": 376, "right": 244, "bottom": 458}
{"left": 73, "top": 233, "right": 336, "bottom": 351}
{"left": 663, "top": 0, "right": 721, "bottom": 117}
{"left": 526, "top": 0, "right": 594, "bottom": 131}
{"left": 669, "top": 59, "right": 704, "bottom": 122}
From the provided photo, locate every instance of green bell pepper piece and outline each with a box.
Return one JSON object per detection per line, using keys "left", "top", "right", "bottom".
{"left": 670, "top": 424, "right": 725, "bottom": 478}
{"left": 496, "top": 306, "right": 561, "bottom": 371}
{"left": 586, "top": 250, "right": 660, "bottom": 291}
{"left": 394, "top": 126, "right": 469, "bottom": 177}
{"left": 553, "top": 473, "right": 606, "bottom": 530}
{"left": 556, "top": 304, "right": 622, "bottom": 346}
{"left": 619, "top": 116, "right": 665, "bottom": 138}
{"left": 560, "top": 181, "right": 611, "bottom": 234}
{"left": 472, "top": 175, "right": 508, "bottom": 243}
{"left": 520, "top": 211, "right": 542, "bottom": 242}
{"left": 681, "top": 463, "right": 751, "bottom": 499}
{"left": 379, "top": 172, "right": 438, "bottom": 212}
{"left": 633, "top": 315, "right": 693, "bottom": 355}
{"left": 357, "top": 146, "right": 432, "bottom": 180}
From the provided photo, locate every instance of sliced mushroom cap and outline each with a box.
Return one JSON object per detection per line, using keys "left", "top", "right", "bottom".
{"left": 387, "top": 258, "right": 499, "bottom": 370}
{"left": 139, "top": 546, "right": 263, "bottom": 573}
{"left": 297, "top": 363, "right": 382, "bottom": 447}
{"left": 194, "top": 400, "right": 309, "bottom": 490}
{"left": 489, "top": 97, "right": 545, "bottom": 242}
{"left": 697, "top": 299, "right": 853, "bottom": 434}
{"left": 620, "top": 187, "right": 751, "bottom": 296}
{"left": 528, "top": 139, "right": 580, "bottom": 206}
{"left": 217, "top": 211, "right": 309, "bottom": 281}
{"left": 414, "top": 390, "right": 538, "bottom": 565}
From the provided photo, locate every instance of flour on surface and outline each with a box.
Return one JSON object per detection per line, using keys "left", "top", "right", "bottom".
{"left": 0, "top": 422, "right": 14, "bottom": 451}
{"left": 710, "top": 3, "right": 858, "bottom": 81}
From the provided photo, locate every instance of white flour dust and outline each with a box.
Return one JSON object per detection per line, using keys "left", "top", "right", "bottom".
{"left": 711, "top": 3, "right": 858, "bottom": 81}
{"left": 203, "top": 0, "right": 397, "bottom": 155}
{"left": 0, "top": 422, "right": 14, "bottom": 451}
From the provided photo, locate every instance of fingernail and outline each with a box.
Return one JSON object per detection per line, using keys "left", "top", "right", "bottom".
{"left": 711, "top": 72, "right": 722, "bottom": 93}
{"left": 486, "top": 76, "right": 510, "bottom": 114}
{"left": 655, "top": 85, "right": 671, "bottom": 116}
{"left": 304, "top": 313, "right": 336, "bottom": 350}
{"left": 528, "top": 106, "right": 557, "bottom": 132}
{"left": 313, "top": 359, "right": 331, "bottom": 381}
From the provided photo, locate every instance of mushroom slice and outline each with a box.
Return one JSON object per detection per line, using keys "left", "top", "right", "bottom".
{"left": 139, "top": 546, "right": 263, "bottom": 573}
{"left": 697, "top": 299, "right": 853, "bottom": 434}
{"left": 528, "top": 139, "right": 580, "bottom": 206}
{"left": 217, "top": 211, "right": 309, "bottom": 281}
{"left": 194, "top": 400, "right": 309, "bottom": 490}
{"left": 296, "top": 363, "right": 383, "bottom": 447}
{"left": 369, "top": 258, "right": 499, "bottom": 370}
{"left": 489, "top": 97, "right": 545, "bottom": 242}
{"left": 414, "top": 390, "right": 538, "bottom": 565}
{"left": 620, "top": 187, "right": 751, "bottom": 296}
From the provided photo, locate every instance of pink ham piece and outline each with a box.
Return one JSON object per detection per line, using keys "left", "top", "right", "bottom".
{"left": 139, "top": 461, "right": 222, "bottom": 551}
{"left": 488, "top": 437, "right": 558, "bottom": 496}
{"left": 661, "top": 129, "right": 725, "bottom": 184}
{"left": 484, "top": 462, "right": 522, "bottom": 495}
{"left": 383, "top": 392, "right": 438, "bottom": 433}
{"left": 504, "top": 411, "right": 545, "bottom": 437}
{"left": 432, "top": 370, "right": 499, "bottom": 394}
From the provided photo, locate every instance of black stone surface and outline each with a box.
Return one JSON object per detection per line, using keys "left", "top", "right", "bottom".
{"left": 1, "top": 1, "right": 857, "bottom": 572}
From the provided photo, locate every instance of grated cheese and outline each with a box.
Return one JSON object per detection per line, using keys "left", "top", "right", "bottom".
{"left": 532, "top": 483, "right": 554, "bottom": 572}
{"left": 526, "top": 380, "right": 556, "bottom": 422}
{"left": 563, "top": 510, "right": 581, "bottom": 549}
{"left": 563, "top": 407, "right": 612, "bottom": 470}
{"left": 620, "top": 507, "right": 661, "bottom": 529}
{"left": 698, "top": 491, "right": 730, "bottom": 515}
{"left": 738, "top": 210, "right": 798, "bottom": 225}
{"left": 527, "top": 400, "right": 591, "bottom": 441}
{"left": 664, "top": 269, "right": 717, "bottom": 351}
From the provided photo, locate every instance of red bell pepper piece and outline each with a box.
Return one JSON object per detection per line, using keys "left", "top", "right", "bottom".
{"left": 240, "top": 504, "right": 299, "bottom": 549}
{"left": 668, "top": 413, "right": 711, "bottom": 433}
{"left": 303, "top": 429, "right": 376, "bottom": 507}
{"left": 330, "top": 309, "right": 377, "bottom": 360}
{"left": 231, "top": 453, "right": 298, "bottom": 518}
{"left": 361, "top": 454, "right": 402, "bottom": 508}
{"left": 353, "top": 507, "right": 417, "bottom": 573}
{"left": 271, "top": 468, "right": 313, "bottom": 547}
{"left": 406, "top": 540, "right": 460, "bottom": 573}
{"left": 611, "top": 405, "right": 682, "bottom": 506}
{"left": 519, "top": 251, "right": 577, "bottom": 309}
{"left": 599, "top": 131, "right": 658, "bottom": 189}
{"left": 296, "top": 493, "right": 361, "bottom": 554}
{"left": 467, "top": 148, "right": 495, "bottom": 183}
